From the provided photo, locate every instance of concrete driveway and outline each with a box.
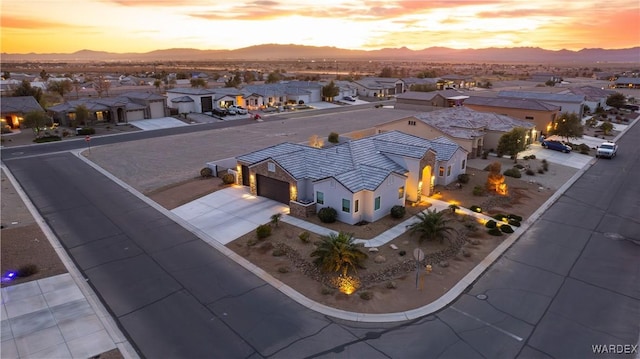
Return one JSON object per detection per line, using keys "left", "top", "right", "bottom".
{"left": 171, "top": 186, "right": 288, "bottom": 245}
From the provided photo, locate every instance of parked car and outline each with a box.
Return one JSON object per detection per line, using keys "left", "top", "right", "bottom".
{"left": 541, "top": 140, "right": 572, "bottom": 153}
{"left": 230, "top": 105, "right": 247, "bottom": 115}
{"left": 343, "top": 96, "right": 356, "bottom": 102}
{"left": 212, "top": 108, "right": 228, "bottom": 117}
{"left": 596, "top": 141, "right": 618, "bottom": 158}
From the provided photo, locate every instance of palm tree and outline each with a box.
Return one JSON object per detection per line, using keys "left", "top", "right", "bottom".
{"left": 406, "top": 209, "right": 455, "bottom": 244}
{"left": 310, "top": 232, "right": 367, "bottom": 276}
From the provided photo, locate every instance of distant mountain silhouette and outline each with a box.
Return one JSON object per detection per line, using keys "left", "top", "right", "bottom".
{"left": 2, "top": 44, "right": 639, "bottom": 63}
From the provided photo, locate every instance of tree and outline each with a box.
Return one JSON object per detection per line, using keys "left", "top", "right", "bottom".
{"left": 322, "top": 81, "right": 339, "bottom": 101}
{"left": 243, "top": 71, "right": 255, "bottom": 84}
{"left": 545, "top": 80, "right": 555, "bottom": 87}
{"left": 39, "top": 69, "right": 50, "bottom": 81}
{"left": 598, "top": 121, "right": 614, "bottom": 135}
{"left": 23, "top": 110, "right": 50, "bottom": 137}
{"left": 3, "top": 71, "right": 10, "bottom": 79}
{"left": 75, "top": 104, "right": 90, "bottom": 127}
{"left": 47, "top": 80, "right": 73, "bottom": 99}
{"left": 606, "top": 92, "right": 626, "bottom": 109}
{"left": 153, "top": 79, "right": 162, "bottom": 93}
{"left": 379, "top": 67, "right": 393, "bottom": 78}
{"left": 190, "top": 78, "right": 207, "bottom": 88}
{"left": 266, "top": 71, "right": 281, "bottom": 84}
{"left": 406, "top": 209, "right": 455, "bottom": 244}
{"left": 11, "top": 80, "right": 43, "bottom": 104}
{"left": 310, "top": 232, "right": 367, "bottom": 276}
{"left": 549, "top": 112, "right": 583, "bottom": 141}
{"left": 497, "top": 127, "right": 527, "bottom": 162}
{"left": 93, "top": 76, "right": 111, "bottom": 97}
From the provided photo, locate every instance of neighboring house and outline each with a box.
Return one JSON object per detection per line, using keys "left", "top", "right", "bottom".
{"left": 47, "top": 92, "right": 166, "bottom": 126}
{"left": 1, "top": 96, "right": 45, "bottom": 129}
{"left": 559, "top": 86, "right": 615, "bottom": 113}
{"left": 235, "top": 131, "right": 468, "bottom": 225}
{"left": 394, "top": 90, "right": 469, "bottom": 111}
{"left": 614, "top": 77, "right": 640, "bottom": 89}
{"left": 351, "top": 77, "right": 405, "bottom": 98}
{"left": 438, "top": 74, "right": 475, "bottom": 89}
{"left": 166, "top": 88, "right": 245, "bottom": 113}
{"left": 375, "top": 107, "right": 536, "bottom": 158}
{"left": 401, "top": 77, "right": 439, "bottom": 91}
{"left": 463, "top": 96, "right": 559, "bottom": 135}
{"left": 592, "top": 72, "right": 615, "bottom": 81}
{"left": 498, "top": 90, "right": 585, "bottom": 118}
{"left": 530, "top": 72, "right": 562, "bottom": 83}
{"left": 332, "top": 80, "right": 359, "bottom": 100}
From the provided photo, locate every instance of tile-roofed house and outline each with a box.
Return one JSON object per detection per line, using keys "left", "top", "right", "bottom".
{"left": 560, "top": 86, "right": 615, "bottom": 112}
{"left": 498, "top": 90, "right": 585, "bottom": 117}
{"left": 464, "top": 96, "right": 560, "bottom": 133}
{"left": 395, "top": 90, "right": 470, "bottom": 111}
{"left": 0, "top": 96, "right": 45, "bottom": 129}
{"left": 351, "top": 77, "right": 405, "bottom": 98}
{"left": 375, "top": 107, "right": 536, "bottom": 159}
{"left": 236, "top": 131, "right": 468, "bottom": 224}
{"left": 614, "top": 77, "right": 640, "bottom": 89}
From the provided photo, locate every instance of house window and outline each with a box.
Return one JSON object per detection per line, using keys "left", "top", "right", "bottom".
{"left": 268, "top": 162, "right": 275, "bottom": 172}
{"left": 342, "top": 199, "right": 350, "bottom": 213}
{"left": 462, "top": 159, "right": 466, "bottom": 169}
{"left": 374, "top": 196, "right": 381, "bottom": 210}
{"left": 439, "top": 166, "right": 445, "bottom": 176}
{"left": 398, "top": 186, "right": 405, "bottom": 199}
{"left": 408, "top": 120, "right": 416, "bottom": 126}
{"left": 525, "top": 116, "right": 534, "bottom": 120}
{"left": 447, "top": 166, "right": 452, "bottom": 176}
{"left": 316, "top": 191, "right": 324, "bottom": 204}
{"left": 355, "top": 200, "right": 359, "bottom": 213}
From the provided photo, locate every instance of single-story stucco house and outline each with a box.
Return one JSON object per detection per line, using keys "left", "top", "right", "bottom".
{"left": 235, "top": 131, "right": 468, "bottom": 225}
{"left": 1, "top": 96, "right": 45, "bottom": 129}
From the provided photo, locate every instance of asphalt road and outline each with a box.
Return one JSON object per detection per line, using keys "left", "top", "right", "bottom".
{"left": 2, "top": 114, "right": 638, "bottom": 358}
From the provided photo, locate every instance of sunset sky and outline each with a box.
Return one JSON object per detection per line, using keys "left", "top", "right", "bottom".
{"left": 2, "top": 0, "right": 639, "bottom": 54}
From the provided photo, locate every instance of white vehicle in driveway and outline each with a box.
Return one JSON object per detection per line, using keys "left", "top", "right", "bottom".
{"left": 596, "top": 142, "right": 618, "bottom": 158}
{"left": 228, "top": 105, "right": 247, "bottom": 115}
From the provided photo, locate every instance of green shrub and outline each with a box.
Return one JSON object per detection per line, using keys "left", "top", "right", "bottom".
{"left": 525, "top": 169, "right": 535, "bottom": 176}
{"left": 508, "top": 219, "right": 521, "bottom": 227}
{"left": 457, "top": 173, "right": 470, "bottom": 184}
{"left": 328, "top": 132, "right": 340, "bottom": 143}
{"left": 386, "top": 281, "right": 397, "bottom": 289}
{"left": 493, "top": 214, "right": 508, "bottom": 222}
{"left": 222, "top": 173, "right": 235, "bottom": 184}
{"left": 398, "top": 250, "right": 406, "bottom": 256}
{"left": 538, "top": 168, "right": 544, "bottom": 174}
{"left": 277, "top": 266, "right": 290, "bottom": 273}
{"left": 541, "top": 159, "right": 549, "bottom": 171}
{"left": 256, "top": 224, "right": 272, "bottom": 239}
{"left": 200, "top": 167, "right": 213, "bottom": 178}
{"left": 503, "top": 168, "right": 522, "bottom": 178}
{"left": 318, "top": 207, "right": 337, "bottom": 223}
{"left": 500, "top": 225, "right": 514, "bottom": 233}
{"left": 33, "top": 135, "right": 61, "bottom": 143}
{"left": 76, "top": 127, "right": 95, "bottom": 135}
{"left": 508, "top": 214, "right": 523, "bottom": 221}
{"left": 390, "top": 205, "right": 406, "bottom": 219}
{"left": 359, "top": 291, "right": 373, "bottom": 300}
{"left": 470, "top": 205, "right": 482, "bottom": 213}
{"left": 472, "top": 186, "right": 485, "bottom": 196}
{"left": 485, "top": 220, "right": 497, "bottom": 229}
{"left": 488, "top": 228, "right": 503, "bottom": 236}
{"left": 299, "top": 231, "right": 311, "bottom": 243}
{"left": 17, "top": 264, "right": 38, "bottom": 277}
{"left": 272, "top": 248, "right": 286, "bottom": 256}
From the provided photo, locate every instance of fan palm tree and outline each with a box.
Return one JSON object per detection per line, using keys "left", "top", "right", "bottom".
{"left": 310, "top": 232, "right": 367, "bottom": 276}
{"left": 406, "top": 209, "right": 455, "bottom": 244}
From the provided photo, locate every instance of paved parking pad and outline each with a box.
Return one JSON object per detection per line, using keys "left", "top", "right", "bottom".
{"left": 171, "top": 186, "right": 288, "bottom": 245}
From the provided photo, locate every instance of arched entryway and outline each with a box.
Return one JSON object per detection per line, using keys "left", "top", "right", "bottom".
{"left": 421, "top": 165, "right": 433, "bottom": 198}
{"left": 117, "top": 108, "right": 125, "bottom": 123}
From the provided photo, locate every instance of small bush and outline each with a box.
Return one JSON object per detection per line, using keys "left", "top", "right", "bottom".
{"left": 328, "top": 132, "right": 340, "bottom": 143}
{"left": 488, "top": 228, "right": 503, "bottom": 236}
{"left": 457, "top": 173, "right": 470, "bottom": 184}
{"left": 256, "top": 224, "right": 272, "bottom": 239}
{"left": 528, "top": 154, "right": 536, "bottom": 160}
{"left": 508, "top": 219, "right": 521, "bottom": 227}
{"left": 481, "top": 150, "right": 489, "bottom": 159}
{"left": 33, "top": 135, "right": 61, "bottom": 143}
{"left": 398, "top": 250, "right": 406, "bottom": 256}
{"left": 472, "top": 186, "right": 485, "bottom": 196}
{"left": 247, "top": 238, "right": 258, "bottom": 246}
{"left": 525, "top": 169, "right": 535, "bottom": 176}
{"left": 272, "top": 248, "right": 286, "bottom": 256}
{"left": 541, "top": 159, "right": 549, "bottom": 171}
{"left": 500, "top": 225, "right": 514, "bottom": 233}
{"left": 222, "top": 173, "right": 235, "bottom": 184}
{"left": 76, "top": 127, "right": 95, "bottom": 135}
{"left": 493, "top": 214, "right": 508, "bottom": 222}
{"left": 299, "top": 231, "right": 311, "bottom": 243}
{"left": 508, "top": 214, "right": 523, "bottom": 222}
{"left": 485, "top": 220, "right": 497, "bottom": 229}
{"left": 470, "top": 205, "right": 482, "bottom": 213}
{"left": 359, "top": 291, "right": 373, "bottom": 300}
{"left": 200, "top": 167, "right": 213, "bottom": 178}
{"left": 503, "top": 168, "right": 522, "bottom": 178}
{"left": 386, "top": 281, "right": 397, "bottom": 289}
{"left": 390, "top": 205, "right": 406, "bottom": 219}
{"left": 538, "top": 168, "right": 544, "bottom": 174}
{"left": 17, "top": 264, "right": 38, "bottom": 277}
{"left": 317, "top": 207, "right": 337, "bottom": 223}
{"left": 277, "top": 266, "right": 290, "bottom": 273}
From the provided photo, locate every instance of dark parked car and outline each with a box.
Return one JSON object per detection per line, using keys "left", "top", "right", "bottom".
{"left": 343, "top": 96, "right": 356, "bottom": 102}
{"left": 541, "top": 140, "right": 572, "bottom": 153}
{"left": 212, "top": 108, "right": 228, "bottom": 117}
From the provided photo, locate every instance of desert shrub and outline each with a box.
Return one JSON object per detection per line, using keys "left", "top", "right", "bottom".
{"left": 508, "top": 219, "right": 521, "bottom": 227}
{"left": 485, "top": 220, "right": 497, "bottom": 229}
{"left": 481, "top": 150, "right": 489, "bottom": 159}
{"left": 500, "top": 225, "right": 514, "bottom": 233}
{"left": 272, "top": 248, "right": 286, "bottom": 256}
{"left": 525, "top": 169, "right": 535, "bottom": 176}
{"left": 17, "top": 264, "right": 39, "bottom": 277}
{"left": 76, "top": 127, "right": 95, "bottom": 135}
{"left": 398, "top": 250, "right": 406, "bottom": 256}
{"left": 256, "top": 224, "right": 272, "bottom": 239}
{"left": 488, "top": 228, "right": 503, "bottom": 236}
{"left": 493, "top": 214, "right": 508, "bottom": 222}
{"left": 247, "top": 238, "right": 258, "bottom": 246}
{"left": 328, "top": 132, "right": 340, "bottom": 143}
{"left": 390, "top": 205, "right": 406, "bottom": 219}
{"left": 200, "top": 167, "right": 213, "bottom": 178}
{"left": 470, "top": 205, "right": 482, "bottom": 213}
{"left": 359, "top": 291, "right": 373, "bottom": 300}
{"left": 508, "top": 214, "right": 523, "bottom": 221}
{"left": 222, "top": 173, "right": 235, "bottom": 184}
{"left": 33, "top": 135, "right": 61, "bottom": 143}
{"left": 317, "top": 207, "right": 337, "bottom": 223}
{"left": 538, "top": 168, "right": 545, "bottom": 174}
{"left": 299, "top": 231, "right": 311, "bottom": 243}
{"left": 277, "top": 267, "right": 290, "bottom": 273}
{"left": 503, "top": 168, "right": 522, "bottom": 178}
{"left": 457, "top": 173, "right": 470, "bottom": 184}
{"left": 472, "top": 186, "right": 485, "bottom": 196}
{"left": 386, "top": 281, "right": 397, "bottom": 289}
{"left": 541, "top": 159, "right": 549, "bottom": 171}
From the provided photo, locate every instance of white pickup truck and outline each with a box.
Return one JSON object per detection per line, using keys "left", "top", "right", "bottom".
{"left": 596, "top": 141, "right": 618, "bottom": 159}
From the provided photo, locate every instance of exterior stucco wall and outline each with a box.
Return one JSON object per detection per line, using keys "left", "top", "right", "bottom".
{"left": 465, "top": 104, "right": 555, "bottom": 135}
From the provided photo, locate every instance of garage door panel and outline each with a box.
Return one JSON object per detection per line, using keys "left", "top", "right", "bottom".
{"left": 256, "top": 175, "right": 290, "bottom": 205}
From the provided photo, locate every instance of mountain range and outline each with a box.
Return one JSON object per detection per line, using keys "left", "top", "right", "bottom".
{"left": 2, "top": 44, "right": 639, "bottom": 63}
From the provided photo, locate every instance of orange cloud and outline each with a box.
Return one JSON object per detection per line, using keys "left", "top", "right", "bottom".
{"left": 1, "top": 16, "right": 68, "bottom": 29}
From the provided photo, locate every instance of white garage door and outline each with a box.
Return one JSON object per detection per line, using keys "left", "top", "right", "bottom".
{"left": 150, "top": 102, "right": 165, "bottom": 119}
{"left": 127, "top": 110, "right": 145, "bottom": 121}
